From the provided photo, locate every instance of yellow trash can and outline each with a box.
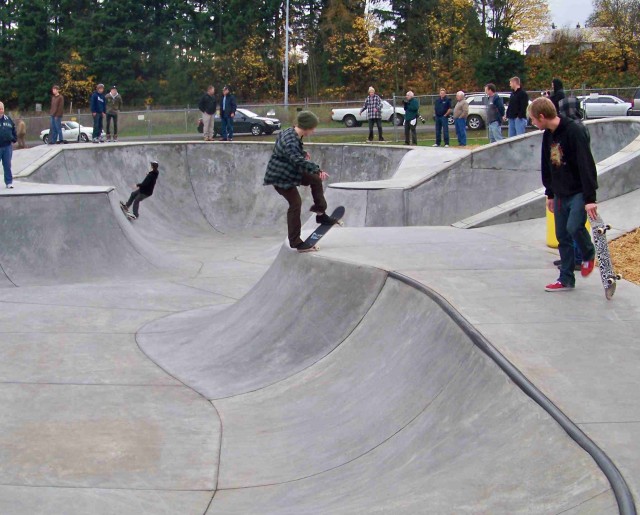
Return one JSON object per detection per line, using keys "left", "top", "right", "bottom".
{"left": 546, "top": 207, "right": 591, "bottom": 248}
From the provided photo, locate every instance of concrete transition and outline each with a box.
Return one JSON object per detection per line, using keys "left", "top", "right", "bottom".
{"left": 0, "top": 133, "right": 638, "bottom": 514}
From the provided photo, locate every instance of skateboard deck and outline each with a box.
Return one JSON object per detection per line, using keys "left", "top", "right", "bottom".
{"left": 120, "top": 202, "right": 135, "bottom": 220}
{"left": 590, "top": 215, "right": 620, "bottom": 300}
{"left": 298, "top": 206, "right": 345, "bottom": 252}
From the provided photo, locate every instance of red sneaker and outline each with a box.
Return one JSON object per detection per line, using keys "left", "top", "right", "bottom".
{"left": 581, "top": 259, "right": 595, "bottom": 277}
{"left": 545, "top": 281, "right": 574, "bottom": 292}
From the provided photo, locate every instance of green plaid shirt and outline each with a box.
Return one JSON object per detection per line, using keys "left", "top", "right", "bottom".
{"left": 264, "top": 127, "right": 320, "bottom": 189}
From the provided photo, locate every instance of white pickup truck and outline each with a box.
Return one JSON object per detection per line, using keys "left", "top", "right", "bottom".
{"left": 331, "top": 100, "right": 405, "bottom": 127}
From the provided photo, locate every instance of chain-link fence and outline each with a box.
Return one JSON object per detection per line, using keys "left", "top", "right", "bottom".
{"left": 11, "top": 85, "right": 639, "bottom": 144}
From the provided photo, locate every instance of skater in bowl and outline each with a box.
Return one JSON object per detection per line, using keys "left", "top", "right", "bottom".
{"left": 120, "top": 161, "right": 159, "bottom": 220}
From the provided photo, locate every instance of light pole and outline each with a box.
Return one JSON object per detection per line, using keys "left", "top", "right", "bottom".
{"left": 284, "top": 0, "right": 290, "bottom": 109}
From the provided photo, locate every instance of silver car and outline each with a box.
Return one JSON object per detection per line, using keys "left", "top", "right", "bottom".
{"left": 448, "top": 93, "right": 511, "bottom": 130}
{"left": 581, "top": 94, "right": 632, "bottom": 119}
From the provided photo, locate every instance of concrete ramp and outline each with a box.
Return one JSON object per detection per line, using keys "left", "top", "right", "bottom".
{"left": 0, "top": 184, "right": 189, "bottom": 286}
{"left": 137, "top": 249, "right": 612, "bottom": 513}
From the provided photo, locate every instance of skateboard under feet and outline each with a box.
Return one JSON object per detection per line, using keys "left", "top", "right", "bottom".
{"left": 298, "top": 206, "right": 345, "bottom": 253}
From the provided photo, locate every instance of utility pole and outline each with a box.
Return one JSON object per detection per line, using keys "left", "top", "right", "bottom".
{"left": 284, "top": 0, "right": 290, "bottom": 109}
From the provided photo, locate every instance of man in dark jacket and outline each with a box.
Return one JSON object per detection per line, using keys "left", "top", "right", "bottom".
{"left": 198, "top": 86, "right": 217, "bottom": 141}
{"left": 90, "top": 83, "right": 106, "bottom": 143}
{"left": 530, "top": 97, "right": 597, "bottom": 292}
{"left": 549, "top": 78, "right": 565, "bottom": 112}
{"left": 506, "top": 77, "right": 528, "bottom": 137}
{"left": 219, "top": 85, "right": 237, "bottom": 141}
{"left": 485, "top": 83, "right": 504, "bottom": 143}
{"left": 0, "top": 101, "right": 17, "bottom": 188}
{"left": 433, "top": 88, "right": 452, "bottom": 147}
{"left": 120, "top": 161, "right": 160, "bottom": 220}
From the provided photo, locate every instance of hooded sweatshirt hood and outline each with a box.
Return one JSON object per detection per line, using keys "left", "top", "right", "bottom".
{"left": 552, "top": 78, "right": 564, "bottom": 93}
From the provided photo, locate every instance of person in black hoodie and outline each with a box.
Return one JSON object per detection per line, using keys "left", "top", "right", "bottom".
{"left": 506, "top": 77, "right": 529, "bottom": 137}
{"left": 529, "top": 97, "right": 597, "bottom": 292}
{"left": 120, "top": 161, "right": 160, "bottom": 220}
{"left": 549, "top": 78, "right": 565, "bottom": 112}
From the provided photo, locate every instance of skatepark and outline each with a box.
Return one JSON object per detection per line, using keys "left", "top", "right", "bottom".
{"left": 1, "top": 118, "right": 640, "bottom": 514}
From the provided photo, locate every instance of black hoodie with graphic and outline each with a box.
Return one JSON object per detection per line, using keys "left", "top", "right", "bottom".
{"left": 541, "top": 115, "right": 598, "bottom": 204}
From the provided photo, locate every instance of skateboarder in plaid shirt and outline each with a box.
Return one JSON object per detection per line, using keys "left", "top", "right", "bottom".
{"left": 529, "top": 97, "right": 597, "bottom": 292}
{"left": 264, "top": 111, "right": 338, "bottom": 251}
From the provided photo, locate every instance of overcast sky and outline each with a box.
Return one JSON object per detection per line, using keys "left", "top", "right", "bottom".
{"left": 548, "top": 0, "right": 593, "bottom": 28}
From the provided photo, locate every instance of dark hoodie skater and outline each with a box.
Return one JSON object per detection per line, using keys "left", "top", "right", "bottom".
{"left": 120, "top": 161, "right": 160, "bottom": 219}
{"left": 549, "top": 78, "right": 566, "bottom": 112}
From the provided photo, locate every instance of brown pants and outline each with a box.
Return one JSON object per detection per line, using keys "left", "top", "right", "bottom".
{"left": 274, "top": 172, "right": 328, "bottom": 247}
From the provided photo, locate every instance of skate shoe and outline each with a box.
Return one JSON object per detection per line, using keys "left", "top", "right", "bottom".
{"left": 316, "top": 213, "right": 339, "bottom": 225}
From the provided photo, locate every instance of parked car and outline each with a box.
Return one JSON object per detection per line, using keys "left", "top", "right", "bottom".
{"left": 40, "top": 121, "right": 98, "bottom": 144}
{"left": 331, "top": 100, "right": 405, "bottom": 127}
{"left": 198, "top": 108, "right": 281, "bottom": 136}
{"left": 629, "top": 87, "right": 640, "bottom": 116}
{"left": 446, "top": 93, "right": 513, "bottom": 130}
{"left": 580, "top": 94, "right": 632, "bottom": 119}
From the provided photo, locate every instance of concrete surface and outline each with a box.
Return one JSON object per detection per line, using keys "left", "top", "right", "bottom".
{"left": 1, "top": 136, "right": 639, "bottom": 514}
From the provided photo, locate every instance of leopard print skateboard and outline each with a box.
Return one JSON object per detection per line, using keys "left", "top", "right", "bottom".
{"left": 590, "top": 215, "right": 621, "bottom": 300}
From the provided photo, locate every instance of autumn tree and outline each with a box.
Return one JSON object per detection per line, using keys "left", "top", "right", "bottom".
{"left": 588, "top": 0, "right": 640, "bottom": 71}
{"left": 59, "top": 50, "right": 95, "bottom": 108}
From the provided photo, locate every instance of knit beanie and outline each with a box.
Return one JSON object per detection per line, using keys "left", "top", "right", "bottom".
{"left": 296, "top": 111, "right": 319, "bottom": 130}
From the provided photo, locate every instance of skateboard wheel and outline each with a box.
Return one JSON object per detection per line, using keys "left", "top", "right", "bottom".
{"left": 605, "top": 224, "right": 611, "bottom": 231}
{"left": 596, "top": 227, "right": 605, "bottom": 235}
{"left": 607, "top": 278, "right": 615, "bottom": 286}
{"left": 615, "top": 274, "right": 622, "bottom": 280}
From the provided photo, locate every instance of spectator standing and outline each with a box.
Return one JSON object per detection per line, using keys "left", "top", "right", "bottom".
{"left": 49, "top": 85, "right": 64, "bottom": 145}
{"left": 549, "top": 78, "right": 566, "bottom": 112}
{"left": 403, "top": 91, "right": 419, "bottom": 145}
{"left": 90, "top": 83, "right": 106, "bottom": 143}
{"left": 105, "top": 86, "right": 123, "bottom": 142}
{"left": 15, "top": 118, "right": 26, "bottom": 149}
{"left": 198, "top": 86, "right": 217, "bottom": 141}
{"left": 485, "top": 83, "right": 504, "bottom": 143}
{"left": 506, "top": 77, "right": 529, "bottom": 137}
{"left": 453, "top": 91, "right": 468, "bottom": 146}
{"left": 0, "top": 102, "right": 17, "bottom": 188}
{"left": 433, "top": 88, "right": 452, "bottom": 147}
{"left": 360, "top": 87, "right": 384, "bottom": 142}
{"left": 529, "top": 97, "right": 597, "bottom": 292}
{"left": 219, "top": 85, "right": 237, "bottom": 141}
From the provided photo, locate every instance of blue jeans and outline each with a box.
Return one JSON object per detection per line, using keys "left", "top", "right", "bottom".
{"left": 92, "top": 114, "right": 103, "bottom": 140}
{"left": 508, "top": 117, "right": 527, "bottom": 137}
{"left": 0, "top": 144, "right": 12, "bottom": 186}
{"left": 454, "top": 118, "right": 467, "bottom": 146}
{"left": 435, "top": 115, "right": 449, "bottom": 145}
{"left": 49, "top": 116, "right": 63, "bottom": 144}
{"left": 488, "top": 121, "right": 503, "bottom": 143}
{"left": 554, "top": 193, "right": 595, "bottom": 287}
{"left": 221, "top": 116, "right": 234, "bottom": 140}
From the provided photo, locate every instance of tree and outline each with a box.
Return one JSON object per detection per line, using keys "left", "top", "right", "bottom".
{"left": 588, "top": 0, "right": 640, "bottom": 71}
{"left": 59, "top": 50, "right": 95, "bottom": 108}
